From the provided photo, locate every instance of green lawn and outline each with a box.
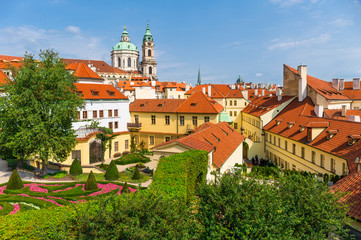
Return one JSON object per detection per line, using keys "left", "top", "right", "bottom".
{"left": 73, "top": 172, "right": 150, "bottom": 183}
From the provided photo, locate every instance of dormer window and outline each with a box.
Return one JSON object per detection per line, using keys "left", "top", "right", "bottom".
{"left": 307, "top": 128, "right": 312, "bottom": 142}
{"left": 191, "top": 103, "right": 197, "bottom": 106}
{"left": 299, "top": 125, "right": 305, "bottom": 132}
{"left": 287, "top": 122, "right": 295, "bottom": 128}
{"left": 75, "top": 90, "right": 83, "bottom": 96}
{"left": 348, "top": 135, "right": 361, "bottom": 146}
{"left": 326, "top": 130, "right": 338, "bottom": 140}
{"left": 140, "top": 104, "right": 145, "bottom": 107}
{"left": 158, "top": 103, "right": 164, "bottom": 107}
{"left": 91, "top": 90, "right": 99, "bottom": 96}
{"left": 107, "top": 91, "right": 115, "bottom": 96}
{"left": 276, "top": 119, "right": 283, "bottom": 126}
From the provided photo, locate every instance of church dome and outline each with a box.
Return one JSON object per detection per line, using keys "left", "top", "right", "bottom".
{"left": 112, "top": 41, "right": 138, "bottom": 51}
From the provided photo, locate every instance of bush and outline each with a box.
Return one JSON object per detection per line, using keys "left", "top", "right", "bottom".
{"left": 136, "top": 163, "right": 146, "bottom": 168}
{"left": 114, "top": 153, "right": 150, "bottom": 165}
{"left": 122, "top": 151, "right": 130, "bottom": 156}
{"left": 151, "top": 150, "right": 208, "bottom": 203}
{"left": 105, "top": 160, "right": 119, "bottom": 181}
{"left": 69, "top": 158, "right": 82, "bottom": 176}
{"left": 121, "top": 182, "right": 130, "bottom": 194}
{"left": 132, "top": 167, "right": 141, "bottom": 180}
{"left": 6, "top": 169, "right": 24, "bottom": 190}
{"left": 85, "top": 171, "right": 98, "bottom": 191}
{"left": 113, "top": 152, "right": 121, "bottom": 158}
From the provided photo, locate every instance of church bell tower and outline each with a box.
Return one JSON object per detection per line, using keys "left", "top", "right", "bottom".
{"left": 141, "top": 23, "right": 157, "bottom": 80}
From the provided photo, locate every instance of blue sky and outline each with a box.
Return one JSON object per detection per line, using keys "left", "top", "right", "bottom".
{"left": 1, "top": 0, "right": 361, "bottom": 86}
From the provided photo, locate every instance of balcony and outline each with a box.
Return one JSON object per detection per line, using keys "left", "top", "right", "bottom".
{"left": 186, "top": 124, "right": 197, "bottom": 132}
{"left": 127, "top": 122, "right": 142, "bottom": 132}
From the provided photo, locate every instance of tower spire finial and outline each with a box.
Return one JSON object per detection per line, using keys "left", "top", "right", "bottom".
{"left": 197, "top": 66, "right": 201, "bottom": 86}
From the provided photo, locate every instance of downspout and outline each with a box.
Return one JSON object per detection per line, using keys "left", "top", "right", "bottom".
{"left": 176, "top": 112, "right": 179, "bottom": 138}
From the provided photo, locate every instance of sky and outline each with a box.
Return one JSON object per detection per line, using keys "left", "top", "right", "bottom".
{"left": 1, "top": 0, "right": 361, "bottom": 86}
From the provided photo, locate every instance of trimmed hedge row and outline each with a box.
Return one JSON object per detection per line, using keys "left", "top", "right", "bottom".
{"left": 114, "top": 153, "right": 151, "bottom": 165}
{"left": 150, "top": 150, "right": 208, "bottom": 203}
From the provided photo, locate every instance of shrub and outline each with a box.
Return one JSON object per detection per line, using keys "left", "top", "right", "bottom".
{"left": 132, "top": 167, "right": 141, "bottom": 180}
{"left": 85, "top": 171, "right": 98, "bottom": 191}
{"left": 136, "top": 163, "right": 146, "bottom": 168}
{"left": 114, "top": 153, "right": 151, "bottom": 165}
{"left": 113, "top": 152, "right": 121, "bottom": 158}
{"left": 122, "top": 151, "right": 130, "bottom": 156}
{"left": 121, "top": 182, "right": 130, "bottom": 194}
{"left": 105, "top": 160, "right": 119, "bottom": 181}
{"left": 69, "top": 158, "right": 82, "bottom": 176}
{"left": 6, "top": 169, "right": 24, "bottom": 190}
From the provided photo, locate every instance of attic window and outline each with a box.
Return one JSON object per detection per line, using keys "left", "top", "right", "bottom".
{"left": 91, "top": 90, "right": 99, "bottom": 96}
{"left": 75, "top": 90, "right": 83, "bottom": 96}
{"left": 326, "top": 130, "right": 338, "bottom": 140}
{"left": 348, "top": 135, "right": 361, "bottom": 146}
{"left": 299, "top": 125, "right": 305, "bottom": 132}
{"left": 211, "top": 133, "right": 220, "bottom": 142}
{"left": 158, "top": 103, "right": 164, "bottom": 107}
{"left": 287, "top": 122, "right": 295, "bottom": 128}
{"left": 107, "top": 91, "right": 115, "bottom": 96}
{"left": 191, "top": 103, "right": 197, "bottom": 106}
{"left": 275, "top": 119, "right": 283, "bottom": 126}
{"left": 140, "top": 104, "right": 145, "bottom": 107}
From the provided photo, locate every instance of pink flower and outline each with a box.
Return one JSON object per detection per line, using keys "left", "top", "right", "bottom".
{"left": 0, "top": 204, "right": 3, "bottom": 211}
{"left": 10, "top": 204, "right": 20, "bottom": 215}
{"left": 0, "top": 185, "right": 6, "bottom": 194}
{"left": 24, "top": 183, "right": 48, "bottom": 193}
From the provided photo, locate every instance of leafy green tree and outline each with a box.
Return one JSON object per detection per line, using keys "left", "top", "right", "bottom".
{"left": 130, "top": 135, "right": 137, "bottom": 153}
{"left": 104, "top": 160, "right": 119, "bottom": 181}
{"left": 196, "top": 172, "right": 350, "bottom": 239}
{"left": 85, "top": 171, "right": 98, "bottom": 191}
{"left": 0, "top": 50, "right": 84, "bottom": 175}
{"left": 6, "top": 169, "right": 24, "bottom": 190}
{"left": 96, "top": 127, "right": 117, "bottom": 161}
{"left": 69, "top": 158, "right": 82, "bottom": 176}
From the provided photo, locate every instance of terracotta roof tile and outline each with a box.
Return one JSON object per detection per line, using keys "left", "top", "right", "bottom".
{"left": 0, "top": 69, "right": 9, "bottom": 85}
{"left": 242, "top": 95, "right": 294, "bottom": 117}
{"left": 66, "top": 63, "right": 103, "bottom": 80}
{"left": 74, "top": 83, "right": 128, "bottom": 100}
{"left": 129, "top": 99, "right": 184, "bottom": 113}
{"left": 63, "top": 58, "right": 119, "bottom": 73}
{"left": 176, "top": 91, "right": 224, "bottom": 114}
{"left": 185, "top": 84, "right": 244, "bottom": 99}
{"left": 324, "top": 109, "right": 361, "bottom": 121}
{"left": 340, "top": 81, "right": 361, "bottom": 100}
{"left": 0, "top": 55, "right": 23, "bottom": 61}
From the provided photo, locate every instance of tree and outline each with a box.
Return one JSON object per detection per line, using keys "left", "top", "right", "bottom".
{"left": 96, "top": 128, "right": 117, "bottom": 162}
{"left": 130, "top": 135, "right": 137, "bottom": 153}
{"left": 6, "top": 169, "right": 24, "bottom": 190}
{"left": 85, "top": 171, "right": 98, "bottom": 191}
{"left": 132, "top": 167, "right": 141, "bottom": 180}
{"left": 69, "top": 158, "right": 82, "bottom": 176}
{"left": 104, "top": 160, "right": 119, "bottom": 180}
{"left": 196, "top": 172, "right": 350, "bottom": 239}
{"left": 0, "top": 50, "right": 84, "bottom": 175}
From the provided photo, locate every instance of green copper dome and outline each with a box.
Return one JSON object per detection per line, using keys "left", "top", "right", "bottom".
{"left": 143, "top": 23, "right": 153, "bottom": 42}
{"left": 112, "top": 42, "right": 138, "bottom": 51}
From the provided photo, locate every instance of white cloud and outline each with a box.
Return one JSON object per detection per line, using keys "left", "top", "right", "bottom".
{"left": 66, "top": 26, "right": 81, "bottom": 34}
{"left": 269, "top": 0, "right": 325, "bottom": 7}
{"left": 267, "top": 33, "right": 330, "bottom": 51}
{"left": 256, "top": 73, "right": 263, "bottom": 77}
{"left": 332, "top": 18, "right": 354, "bottom": 28}
{"left": 0, "top": 25, "right": 108, "bottom": 60}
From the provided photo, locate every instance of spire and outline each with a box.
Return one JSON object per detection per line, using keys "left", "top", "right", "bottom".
{"left": 143, "top": 22, "right": 153, "bottom": 42}
{"left": 197, "top": 67, "right": 201, "bottom": 86}
{"left": 121, "top": 25, "right": 129, "bottom": 42}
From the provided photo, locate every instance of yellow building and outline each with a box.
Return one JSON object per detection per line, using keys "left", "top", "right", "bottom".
{"left": 129, "top": 91, "right": 224, "bottom": 149}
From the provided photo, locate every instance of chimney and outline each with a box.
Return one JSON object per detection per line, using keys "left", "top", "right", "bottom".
{"left": 251, "top": 83, "right": 254, "bottom": 89}
{"left": 278, "top": 94, "right": 282, "bottom": 101}
{"left": 202, "top": 87, "right": 206, "bottom": 94}
{"left": 297, "top": 65, "right": 307, "bottom": 102}
{"left": 261, "top": 89, "right": 265, "bottom": 96}
{"left": 255, "top": 89, "right": 258, "bottom": 96}
{"left": 151, "top": 80, "right": 156, "bottom": 87}
{"left": 332, "top": 78, "right": 339, "bottom": 90}
{"left": 348, "top": 115, "right": 361, "bottom": 122}
{"left": 314, "top": 105, "right": 324, "bottom": 118}
{"left": 353, "top": 78, "right": 360, "bottom": 90}
{"left": 342, "top": 105, "right": 347, "bottom": 117}
{"left": 231, "top": 84, "right": 236, "bottom": 90}
{"left": 208, "top": 85, "right": 212, "bottom": 98}
{"left": 237, "top": 85, "right": 240, "bottom": 89}
{"left": 339, "top": 79, "right": 344, "bottom": 91}
{"left": 276, "top": 88, "right": 282, "bottom": 101}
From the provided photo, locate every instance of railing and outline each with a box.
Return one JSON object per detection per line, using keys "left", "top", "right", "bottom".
{"left": 75, "top": 126, "right": 106, "bottom": 138}
{"left": 186, "top": 124, "right": 197, "bottom": 131}
{"left": 127, "top": 122, "right": 142, "bottom": 129}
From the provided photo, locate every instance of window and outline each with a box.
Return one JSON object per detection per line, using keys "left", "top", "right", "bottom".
{"left": 99, "top": 110, "right": 104, "bottom": 118}
{"left": 125, "top": 140, "right": 129, "bottom": 149}
{"left": 114, "top": 142, "right": 119, "bottom": 152}
{"left": 149, "top": 136, "right": 155, "bottom": 145}
{"left": 151, "top": 115, "right": 156, "bottom": 125}
{"left": 83, "top": 111, "right": 87, "bottom": 119}
{"left": 230, "top": 111, "right": 233, "bottom": 117}
{"left": 149, "top": 66, "right": 152, "bottom": 74}
{"left": 204, "top": 116, "right": 210, "bottom": 123}
{"left": 114, "top": 121, "right": 118, "bottom": 129}
{"left": 91, "top": 91, "right": 99, "bottom": 96}
{"left": 320, "top": 154, "right": 325, "bottom": 168}
{"left": 134, "top": 115, "right": 139, "bottom": 123}
{"left": 118, "top": 58, "right": 121, "bottom": 67}
{"left": 331, "top": 158, "right": 336, "bottom": 173}
{"left": 285, "top": 141, "right": 288, "bottom": 151}
{"left": 234, "top": 123, "right": 238, "bottom": 129}
{"left": 148, "top": 49, "right": 151, "bottom": 56}
{"left": 165, "top": 136, "right": 170, "bottom": 142}
{"left": 292, "top": 144, "right": 296, "bottom": 154}
{"left": 114, "top": 109, "right": 118, "bottom": 117}
{"left": 192, "top": 116, "right": 198, "bottom": 126}
{"left": 72, "top": 150, "right": 81, "bottom": 163}
{"left": 128, "top": 58, "right": 131, "bottom": 67}
{"left": 77, "top": 111, "right": 80, "bottom": 120}
{"left": 311, "top": 151, "right": 315, "bottom": 163}
{"left": 108, "top": 110, "right": 112, "bottom": 117}
{"left": 109, "top": 122, "right": 113, "bottom": 129}
{"left": 234, "top": 100, "right": 237, "bottom": 106}
{"left": 301, "top": 147, "right": 305, "bottom": 159}
{"left": 274, "top": 136, "right": 276, "bottom": 145}
{"left": 343, "top": 162, "right": 347, "bottom": 175}
{"left": 278, "top": 138, "right": 280, "bottom": 147}
{"left": 233, "top": 111, "right": 237, "bottom": 116}
{"left": 180, "top": 116, "right": 184, "bottom": 126}
{"left": 165, "top": 115, "right": 170, "bottom": 125}
{"left": 230, "top": 100, "right": 233, "bottom": 106}
{"left": 93, "top": 111, "right": 97, "bottom": 119}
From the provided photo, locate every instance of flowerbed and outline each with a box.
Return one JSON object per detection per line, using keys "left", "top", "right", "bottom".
{"left": 0, "top": 182, "right": 137, "bottom": 216}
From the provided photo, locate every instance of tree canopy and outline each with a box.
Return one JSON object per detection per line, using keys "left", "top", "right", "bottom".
{"left": 0, "top": 50, "right": 84, "bottom": 174}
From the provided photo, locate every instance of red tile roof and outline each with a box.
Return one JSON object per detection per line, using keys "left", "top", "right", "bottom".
{"left": 185, "top": 84, "right": 244, "bottom": 99}
{"left": 118, "top": 80, "right": 163, "bottom": 92}
{"left": 74, "top": 83, "right": 128, "bottom": 100}
{"left": 152, "top": 122, "right": 245, "bottom": 168}
{"left": 0, "top": 70, "right": 9, "bottom": 85}
{"left": 285, "top": 65, "right": 350, "bottom": 100}
{"left": 62, "top": 58, "right": 127, "bottom": 74}
{"left": 0, "top": 55, "right": 23, "bottom": 61}
{"left": 130, "top": 91, "right": 224, "bottom": 114}
{"left": 324, "top": 109, "right": 361, "bottom": 121}
{"left": 340, "top": 81, "right": 361, "bottom": 100}
{"left": 66, "top": 63, "right": 103, "bottom": 80}
{"left": 242, "top": 95, "right": 294, "bottom": 117}
{"left": 264, "top": 97, "right": 361, "bottom": 174}
{"left": 246, "top": 88, "right": 275, "bottom": 99}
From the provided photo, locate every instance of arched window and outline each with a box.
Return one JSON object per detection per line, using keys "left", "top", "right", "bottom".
{"left": 148, "top": 49, "right": 152, "bottom": 57}
{"left": 149, "top": 66, "right": 152, "bottom": 75}
{"left": 128, "top": 58, "right": 131, "bottom": 67}
{"left": 118, "top": 58, "right": 121, "bottom": 67}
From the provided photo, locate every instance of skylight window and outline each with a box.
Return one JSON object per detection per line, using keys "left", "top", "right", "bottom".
{"left": 91, "top": 90, "right": 99, "bottom": 96}
{"left": 191, "top": 103, "right": 197, "bottom": 106}
{"left": 107, "top": 91, "right": 115, "bottom": 96}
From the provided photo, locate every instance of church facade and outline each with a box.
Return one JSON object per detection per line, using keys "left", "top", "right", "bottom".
{"left": 111, "top": 23, "right": 157, "bottom": 80}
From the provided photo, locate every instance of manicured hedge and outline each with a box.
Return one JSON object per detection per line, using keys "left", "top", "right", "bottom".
{"left": 150, "top": 150, "right": 208, "bottom": 203}
{"left": 114, "top": 153, "right": 151, "bottom": 165}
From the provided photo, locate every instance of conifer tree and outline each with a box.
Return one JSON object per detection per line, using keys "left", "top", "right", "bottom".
{"left": 85, "top": 171, "right": 98, "bottom": 191}
{"left": 132, "top": 167, "right": 141, "bottom": 180}
{"left": 105, "top": 160, "right": 119, "bottom": 181}
{"left": 70, "top": 158, "right": 83, "bottom": 176}
{"left": 121, "top": 182, "right": 130, "bottom": 194}
{"left": 6, "top": 169, "right": 24, "bottom": 190}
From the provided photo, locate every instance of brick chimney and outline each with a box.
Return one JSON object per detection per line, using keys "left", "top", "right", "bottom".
{"left": 339, "top": 79, "right": 344, "bottom": 91}
{"left": 342, "top": 105, "right": 347, "bottom": 117}
{"left": 353, "top": 78, "right": 360, "bottom": 90}
{"left": 298, "top": 65, "right": 307, "bottom": 102}
{"left": 314, "top": 105, "right": 324, "bottom": 118}
{"left": 332, "top": 78, "right": 339, "bottom": 90}
{"left": 208, "top": 85, "right": 212, "bottom": 98}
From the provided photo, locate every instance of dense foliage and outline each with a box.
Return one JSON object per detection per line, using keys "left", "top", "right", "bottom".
{"left": 104, "top": 160, "right": 119, "bottom": 181}
{"left": 84, "top": 171, "right": 98, "bottom": 191}
{"left": 0, "top": 50, "right": 84, "bottom": 174}
{"left": 131, "top": 167, "right": 141, "bottom": 180}
{"left": 6, "top": 170, "right": 24, "bottom": 190}
{"left": 114, "top": 153, "right": 150, "bottom": 165}
{"left": 69, "top": 158, "right": 82, "bottom": 176}
{"left": 150, "top": 150, "right": 208, "bottom": 203}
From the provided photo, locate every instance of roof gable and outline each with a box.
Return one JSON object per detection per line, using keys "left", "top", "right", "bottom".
{"left": 74, "top": 83, "right": 128, "bottom": 100}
